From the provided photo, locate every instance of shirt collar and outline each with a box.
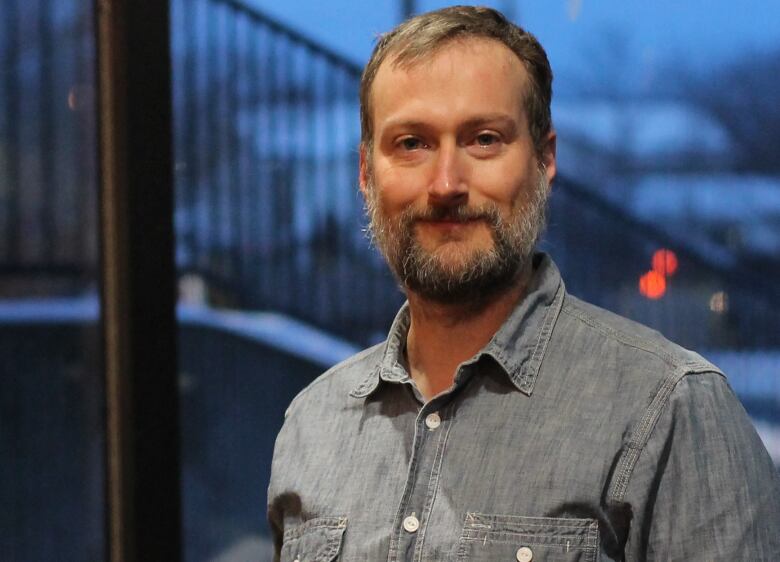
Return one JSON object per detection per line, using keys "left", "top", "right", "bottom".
{"left": 349, "top": 253, "right": 565, "bottom": 399}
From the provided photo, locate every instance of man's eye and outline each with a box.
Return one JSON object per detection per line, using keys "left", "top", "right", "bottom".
{"left": 475, "top": 133, "right": 499, "bottom": 147}
{"left": 400, "top": 137, "right": 424, "bottom": 151}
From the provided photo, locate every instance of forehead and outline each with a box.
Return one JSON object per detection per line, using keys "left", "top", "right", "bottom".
{"left": 370, "top": 38, "right": 529, "bottom": 130}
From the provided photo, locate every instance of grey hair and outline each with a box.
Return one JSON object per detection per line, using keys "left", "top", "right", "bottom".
{"left": 359, "top": 5, "right": 553, "bottom": 157}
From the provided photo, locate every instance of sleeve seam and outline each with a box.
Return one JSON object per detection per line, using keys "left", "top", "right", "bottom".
{"left": 606, "top": 368, "right": 723, "bottom": 503}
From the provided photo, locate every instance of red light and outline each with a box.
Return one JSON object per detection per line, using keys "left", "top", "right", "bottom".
{"left": 652, "top": 249, "right": 678, "bottom": 277}
{"left": 639, "top": 270, "right": 667, "bottom": 299}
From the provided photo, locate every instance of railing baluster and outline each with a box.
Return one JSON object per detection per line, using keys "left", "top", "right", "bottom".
{"left": 278, "top": 35, "right": 293, "bottom": 311}
{"left": 180, "top": 0, "right": 199, "bottom": 272}
{"left": 38, "top": 0, "right": 56, "bottom": 263}
{"left": 258, "top": 24, "right": 274, "bottom": 304}
{"left": 217, "top": 6, "right": 230, "bottom": 281}
{"left": 204, "top": 1, "right": 219, "bottom": 275}
{"left": 3, "top": 0, "right": 21, "bottom": 263}
{"left": 226, "top": 5, "right": 240, "bottom": 284}
{"left": 236, "top": 14, "right": 250, "bottom": 288}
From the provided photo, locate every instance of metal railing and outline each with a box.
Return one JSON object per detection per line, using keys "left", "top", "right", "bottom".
{"left": 1, "top": 0, "right": 779, "bottom": 349}
{"left": 169, "top": 0, "right": 780, "bottom": 348}
{"left": 171, "top": 0, "right": 401, "bottom": 342}
{"left": 0, "top": 0, "right": 98, "bottom": 291}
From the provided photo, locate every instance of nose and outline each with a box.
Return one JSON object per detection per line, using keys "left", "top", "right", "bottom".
{"left": 428, "top": 141, "right": 467, "bottom": 205}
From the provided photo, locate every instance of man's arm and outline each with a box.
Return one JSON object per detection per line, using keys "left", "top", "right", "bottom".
{"left": 623, "top": 372, "right": 780, "bottom": 560}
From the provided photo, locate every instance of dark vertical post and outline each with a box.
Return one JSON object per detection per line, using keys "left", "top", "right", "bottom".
{"left": 401, "top": 0, "right": 415, "bottom": 20}
{"left": 94, "top": 0, "right": 181, "bottom": 560}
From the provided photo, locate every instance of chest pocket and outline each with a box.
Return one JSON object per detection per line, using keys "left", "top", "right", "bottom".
{"left": 281, "top": 516, "right": 347, "bottom": 562}
{"left": 457, "top": 512, "right": 599, "bottom": 562}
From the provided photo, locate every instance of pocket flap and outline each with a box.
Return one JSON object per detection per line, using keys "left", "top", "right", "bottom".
{"left": 281, "top": 516, "right": 347, "bottom": 562}
{"left": 463, "top": 512, "right": 598, "bottom": 547}
{"left": 459, "top": 512, "right": 600, "bottom": 561}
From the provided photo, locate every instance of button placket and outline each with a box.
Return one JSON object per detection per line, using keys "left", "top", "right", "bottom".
{"left": 388, "top": 403, "right": 452, "bottom": 561}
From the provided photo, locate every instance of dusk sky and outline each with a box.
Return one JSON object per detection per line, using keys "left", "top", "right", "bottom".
{"left": 248, "top": 0, "right": 780, "bottom": 96}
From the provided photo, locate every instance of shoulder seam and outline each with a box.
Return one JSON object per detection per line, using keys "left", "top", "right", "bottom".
{"left": 560, "top": 300, "right": 713, "bottom": 373}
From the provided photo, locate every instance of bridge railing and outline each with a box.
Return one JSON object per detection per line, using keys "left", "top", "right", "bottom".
{"left": 0, "top": 0, "right": 778, "bottom": 349}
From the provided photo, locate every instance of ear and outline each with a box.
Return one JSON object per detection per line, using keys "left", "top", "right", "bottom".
{"left": 358, "top": 143, "right": 370, "bottom": 200}
{"left": 540, "top": 130, "right": 557, "bottom": 188}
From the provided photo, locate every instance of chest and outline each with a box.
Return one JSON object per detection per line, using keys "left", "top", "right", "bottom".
{"left": 278, "top": 386, "right": 627, "bottom": 562}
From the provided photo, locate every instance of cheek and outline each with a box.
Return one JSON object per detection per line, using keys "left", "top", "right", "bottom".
{"left": 374, "top": 165, "right": 426, "bottom": 211}
{"left": 472, "top": 163, "right": 532, "bottom": 206}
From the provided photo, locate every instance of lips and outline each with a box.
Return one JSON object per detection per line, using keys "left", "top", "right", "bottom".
{"left": 403, "top": 205, "right": 501, "bottom": 233}
{"left": 413, "top": 209, "right": 492, "bottom": 223}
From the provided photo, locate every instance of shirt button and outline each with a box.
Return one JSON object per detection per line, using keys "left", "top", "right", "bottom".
{"left": 425, "top": 412, "right": 441, "bottom": 429}
{"left": 516, "top": 546, "right": 533, "bottom": 562}
{"left": 403, "top": 514, "right": 420, "bottom": 533}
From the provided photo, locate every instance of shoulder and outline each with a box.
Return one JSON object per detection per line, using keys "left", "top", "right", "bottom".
{"left": 283, "top": 341, "right": 385, "bottom": 418}
{"left": 549, "top": 291, "right": 735, "bottom": 461}
{"left": 556, "top": 292, "right": 721, "bottom": 380}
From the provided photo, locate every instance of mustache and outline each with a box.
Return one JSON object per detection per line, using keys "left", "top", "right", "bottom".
{"left": 403, "top": 203, "right": 502, "bottom": 225}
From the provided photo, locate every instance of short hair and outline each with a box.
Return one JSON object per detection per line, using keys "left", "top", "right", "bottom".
{"left": 359, "top": 5, "right": 553, "bottom": 156}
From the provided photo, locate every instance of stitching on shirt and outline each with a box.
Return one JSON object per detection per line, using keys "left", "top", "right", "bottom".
{"left": 460, "top": 536, "right": 598, "bottom": 548}
{"left": 387, "top": 404, "right": 430, "bottom": 559}
{"left": 489, "top": 279, "right": 565, "bottom": 394}
{"left": 607, "top": 372, "right": 682, "bottom": 502}
{"left": 412, "top": 405, "right": 455, "bottom": 561}
{"left": 464, "top": 512, "right": 599, "bottom": 529}
{"left": 560, "top": 301, "right": 721, "bottom": 376}
{"left": 349, "top": 303, "right": 413, "bottom": 399}
{"left": 282, "top": 516, "right": 348, "bottom": 541}
{"left": 461, "top": 512, "right": 600, "bottom": 553}
{"left": 285, "top": 342, "right": 384, "bottom": 413}
{"left": 519, "top": 280, "right": 566, "bottom": 392}
{"left": 606, "top": 368, "right": 723, "bottom": 504}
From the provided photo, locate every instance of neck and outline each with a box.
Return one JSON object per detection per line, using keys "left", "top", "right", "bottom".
{"left": 405, "top": 263, "right": 533, "bottom": 401}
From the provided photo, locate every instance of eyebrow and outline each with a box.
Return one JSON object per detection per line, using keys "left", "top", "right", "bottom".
{"left": 460, "top": 114, "right": 518, "bottom": 135}
{"left": 381, "top": 113, "right": 519, "bottom": 135}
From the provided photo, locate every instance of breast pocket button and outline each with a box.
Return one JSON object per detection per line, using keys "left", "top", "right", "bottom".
{"left": 516, "top": 546, "right": 533, "bottom": 562}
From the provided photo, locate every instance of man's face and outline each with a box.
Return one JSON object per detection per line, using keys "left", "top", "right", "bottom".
{"left": 360, "top": 38, "right": 556, "bottom": 305}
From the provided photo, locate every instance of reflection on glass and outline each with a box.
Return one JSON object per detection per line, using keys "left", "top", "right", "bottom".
{"left": 0, "top": 1, "right": 103, "bottom": 560}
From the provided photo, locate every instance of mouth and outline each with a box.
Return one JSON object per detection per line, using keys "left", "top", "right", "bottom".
{"left": 416, "top": 212, "right": 487, "bottom": 225}
{"left": 414, "top": 217, "right": 488, "bottom": 241}
{"left": 405, "top": 206, "right": 499, "bottom": 241}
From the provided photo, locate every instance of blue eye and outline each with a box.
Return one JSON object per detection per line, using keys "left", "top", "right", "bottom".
{"left": 476, "top": 133, "right": 499, "bottom": 146}
{"left": 400, "top": 137, "right": 423, "bottom": 150}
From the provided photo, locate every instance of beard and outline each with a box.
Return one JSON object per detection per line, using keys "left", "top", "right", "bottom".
{"left": 365, "top": 168, "right": 549, "bottom": 306}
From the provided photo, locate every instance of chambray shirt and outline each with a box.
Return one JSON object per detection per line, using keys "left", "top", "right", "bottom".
{"left": 268, "top": 254, "right": 780, "bottom": 561}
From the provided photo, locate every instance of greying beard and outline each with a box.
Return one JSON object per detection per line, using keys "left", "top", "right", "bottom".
{"left": 364, "top": 168, "right": 549, "bottom": 305}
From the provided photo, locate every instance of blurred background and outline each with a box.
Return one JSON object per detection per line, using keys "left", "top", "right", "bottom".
{"left": 1, "top": 0, "right": 778, "bottom": 560}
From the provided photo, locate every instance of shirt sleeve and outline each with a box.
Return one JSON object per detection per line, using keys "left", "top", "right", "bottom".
{"left": 623, "top": 371, "right": 780, "bottom": 561}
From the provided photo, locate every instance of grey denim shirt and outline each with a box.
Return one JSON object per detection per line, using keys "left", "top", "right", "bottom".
{"left": 268, "top": 254, "right": 780, "bottom": 561}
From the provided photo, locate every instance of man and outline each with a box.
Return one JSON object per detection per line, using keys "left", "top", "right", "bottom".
{"left": 268, "top": 6, "right": 780, "bottom": 561}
